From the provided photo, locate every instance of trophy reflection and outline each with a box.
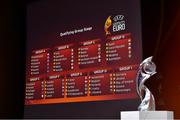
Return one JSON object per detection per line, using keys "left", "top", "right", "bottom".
{"left": 136, "top": 56, "right": 157, "bottom": 111}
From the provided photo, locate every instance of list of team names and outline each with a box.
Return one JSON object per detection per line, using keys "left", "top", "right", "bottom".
{"left": 25, "top": 33, "right": 138, "bottom": 102}
{"left": 89, "top": 69, "right": 112, "bottom": 96}
{"left": 78, "top": 39, "right": 101, "bottom": 68}
{"left": 30, "top": 49, "right": 50, "bottom": 75}
{"left": 52, "top": 44, "right": 74, "bottom": 72}
{"left": 106, "top": 34, "right": 132, "bottom": 64}
{"left": 66, "top": 72, "right": 88, "bottom": 97}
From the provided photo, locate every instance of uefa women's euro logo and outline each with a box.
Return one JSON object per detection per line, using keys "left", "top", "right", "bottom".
{"left": 104, "top": 15, "right": 126, "bottom": 35}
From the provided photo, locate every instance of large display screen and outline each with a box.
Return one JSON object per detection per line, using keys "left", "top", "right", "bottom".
{"left": 25, "top": 0, "right": 142, "bottom": 118}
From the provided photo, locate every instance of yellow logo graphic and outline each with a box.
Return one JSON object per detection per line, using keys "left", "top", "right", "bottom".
{"left": 104, "top": 16, "right": 112, "bottom": 35}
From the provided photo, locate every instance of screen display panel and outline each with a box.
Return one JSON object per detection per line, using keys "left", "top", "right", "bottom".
{"left": 24, "top": 0, "right": 142, "bottom": 118}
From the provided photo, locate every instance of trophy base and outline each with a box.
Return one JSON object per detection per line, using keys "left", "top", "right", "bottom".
{"left": 120, "top": 111, "right": 173, "bottom": 120}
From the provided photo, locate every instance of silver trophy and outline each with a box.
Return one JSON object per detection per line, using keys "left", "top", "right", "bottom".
{"left": 121, "top": 57, "right": 173, "bottom": 119}
{"left": 136, "top": 56, "right": 157, "bottom": 111}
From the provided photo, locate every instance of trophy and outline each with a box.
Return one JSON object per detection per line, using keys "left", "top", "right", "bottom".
{"left": 136, "top": 56, "right": 156, "bottom": 111}
{"left": 121, "top": 56, "right": 174, "bottom": 120}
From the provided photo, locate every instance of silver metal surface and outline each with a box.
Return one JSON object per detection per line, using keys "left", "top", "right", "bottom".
{"left": 136, "top": 56, "right": 157, "bottom": 111}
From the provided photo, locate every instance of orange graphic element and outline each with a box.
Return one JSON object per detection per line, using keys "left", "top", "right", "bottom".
{"left": 104, "top": 16, "right": 112, "bottom": 35}
{"left": 26, "top": 93, "right": 137, "bottom": 105}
